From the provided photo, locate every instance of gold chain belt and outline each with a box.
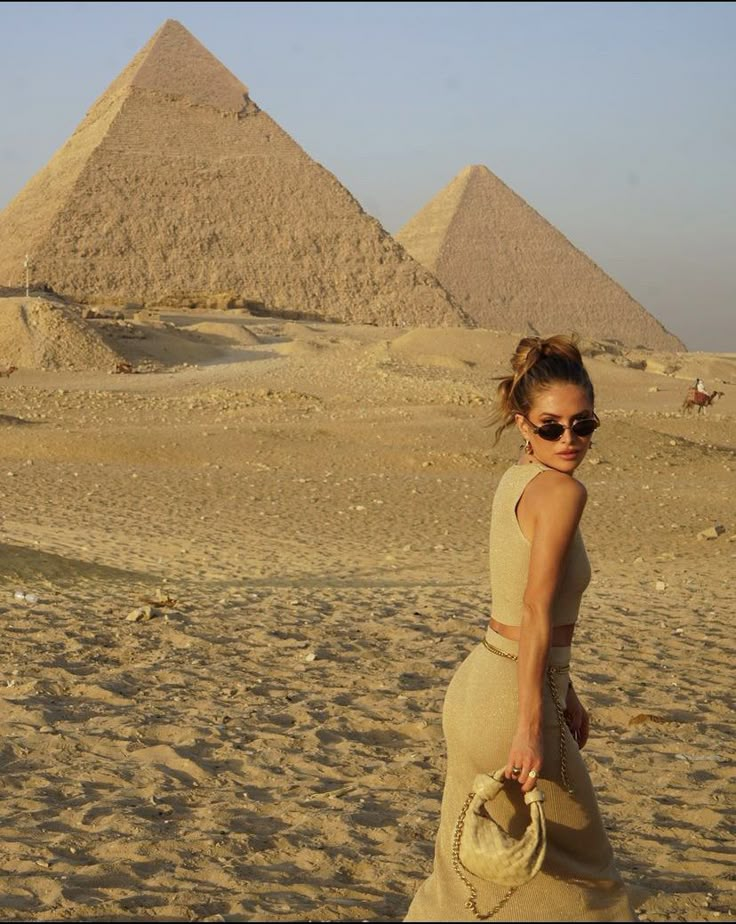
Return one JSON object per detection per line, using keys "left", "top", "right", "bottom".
{"left": 482, "top": 637, "right": 573, "bottom": 793}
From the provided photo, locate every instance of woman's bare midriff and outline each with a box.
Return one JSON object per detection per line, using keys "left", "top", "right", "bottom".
{"left": 489, "top": 616, "right": 576, "bottom": 648}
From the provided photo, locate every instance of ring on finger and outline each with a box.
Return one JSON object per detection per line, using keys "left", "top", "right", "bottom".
{"left": 528, "top": 769, "right": 538, "bottom": 779}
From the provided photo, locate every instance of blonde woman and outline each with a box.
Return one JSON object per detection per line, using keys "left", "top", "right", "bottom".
{"left": 405, "top": 335, "right": 634, "bottom": 921}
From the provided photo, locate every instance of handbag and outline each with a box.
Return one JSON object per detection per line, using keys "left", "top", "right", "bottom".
{"left": 452, "top": 768, "right": 547, "bottom": 919}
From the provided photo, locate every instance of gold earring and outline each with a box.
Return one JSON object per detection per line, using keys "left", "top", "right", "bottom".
{"left": 524, "top": 439, "right": 533, "bottom": 455}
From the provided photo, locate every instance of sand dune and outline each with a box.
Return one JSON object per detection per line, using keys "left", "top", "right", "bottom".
{"left": 0, "top": 312, "right": 732, "bottom": 922}
{"left": 0, "top": 297, "right": 125, "bottom": 371}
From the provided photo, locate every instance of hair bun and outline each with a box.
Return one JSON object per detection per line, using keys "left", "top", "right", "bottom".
{"left": 511, "top": 337, "right": 543, "bottom": 375}
{"left": 514, "top": 334, "right": 583, "bottom": 372}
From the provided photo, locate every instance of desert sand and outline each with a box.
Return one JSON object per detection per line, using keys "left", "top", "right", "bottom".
{"left": 0, "top": 299, "right": 733, "bottom": 922}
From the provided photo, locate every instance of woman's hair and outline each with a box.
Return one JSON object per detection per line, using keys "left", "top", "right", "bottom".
{"left": 488, "top": 334, "right": 594, "bottom": 444}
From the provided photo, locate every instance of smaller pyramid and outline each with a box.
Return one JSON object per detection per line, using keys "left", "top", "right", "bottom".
{"left": 396, "top": 165, "right": 685, "bottom": 351}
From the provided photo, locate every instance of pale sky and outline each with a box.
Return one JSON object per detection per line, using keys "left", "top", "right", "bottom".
{"left": 1, "top": 1, "right": 734, "bottom": 352}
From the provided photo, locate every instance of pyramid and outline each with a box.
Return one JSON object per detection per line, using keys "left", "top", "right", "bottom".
{"left": 0, "top": 20, "right": 467, "bottom": 328}
{"left": 396, "top": 165, "right": 685, "bottom": 350}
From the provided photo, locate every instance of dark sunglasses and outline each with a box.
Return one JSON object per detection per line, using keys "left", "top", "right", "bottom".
{"left": 523, "top": 413, "right": 600, "bottom": 441}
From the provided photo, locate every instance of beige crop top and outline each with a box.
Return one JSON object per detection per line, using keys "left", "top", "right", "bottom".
{"left": 489, "top": 461, "right": 591, "bottom": 627}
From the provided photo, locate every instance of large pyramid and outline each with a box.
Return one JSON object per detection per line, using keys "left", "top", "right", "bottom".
{"left": 0, "top": 20, "right": 468, "bottom": 327}
{"left": 396, "top": 165, "right": 685, "bottom": 350}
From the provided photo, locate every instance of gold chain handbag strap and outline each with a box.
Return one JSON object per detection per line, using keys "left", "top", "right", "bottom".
{"left": 482, "top": 638, "right": 573, "bottom": 792}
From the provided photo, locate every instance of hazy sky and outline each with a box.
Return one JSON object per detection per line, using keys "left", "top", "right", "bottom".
{"left": 1, "top": 1, "right": 734, "bottom": 352}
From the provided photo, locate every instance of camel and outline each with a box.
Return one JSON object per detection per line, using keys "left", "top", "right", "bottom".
{"left": 0, "top": 365, "right": 17, "bottom": 378}
{"left": 681, "top": 387, "right": 725, "bottom": 414}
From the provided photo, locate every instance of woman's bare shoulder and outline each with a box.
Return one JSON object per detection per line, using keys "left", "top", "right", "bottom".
{"left": 526, "top": 469, "right": 588, "bottom": 508}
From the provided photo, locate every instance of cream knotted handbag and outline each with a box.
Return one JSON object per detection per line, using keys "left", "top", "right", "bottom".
{"left": 452, "top": 768, "right": 547, "bottom": 919}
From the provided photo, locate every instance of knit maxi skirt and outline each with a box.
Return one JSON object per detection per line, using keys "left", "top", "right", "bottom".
{"left": 404, "top": 628, "right": 635, "bottom": 922}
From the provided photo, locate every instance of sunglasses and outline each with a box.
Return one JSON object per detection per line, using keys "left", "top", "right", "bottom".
{"left": 523, "top": 413, "right": 600, "bottom": 441}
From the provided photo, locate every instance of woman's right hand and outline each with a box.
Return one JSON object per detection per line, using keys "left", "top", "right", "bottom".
{"left": 504, "top": 729, "right": 543, "bottom": 794}
{"left": 564, "top": 684, "right": 590, "bottom": 749}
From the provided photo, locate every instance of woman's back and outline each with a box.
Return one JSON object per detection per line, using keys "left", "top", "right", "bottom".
{"left": 489, "top": 461, "right": 591, "bottom": 628}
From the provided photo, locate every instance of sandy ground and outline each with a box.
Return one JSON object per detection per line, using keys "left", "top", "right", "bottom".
{"left": 0, "top": 308, "right": 733, "bottom": 922}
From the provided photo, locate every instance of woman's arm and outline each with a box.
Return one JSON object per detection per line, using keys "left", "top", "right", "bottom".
{"left": 506, "top": 472, "right": 587, "bottom": 792}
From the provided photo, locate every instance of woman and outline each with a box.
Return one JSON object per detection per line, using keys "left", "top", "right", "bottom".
{"left": 404, "top": 335, "right": 635, "bottom": 922}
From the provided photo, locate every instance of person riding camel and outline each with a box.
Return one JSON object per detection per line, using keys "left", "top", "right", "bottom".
{"left": 695, "top": 377, "right": 711, "bottom": 399}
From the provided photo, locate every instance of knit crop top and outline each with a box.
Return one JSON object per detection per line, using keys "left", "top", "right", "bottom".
{"left": 488, "top": 461, "right": 591, "bottom": 627}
